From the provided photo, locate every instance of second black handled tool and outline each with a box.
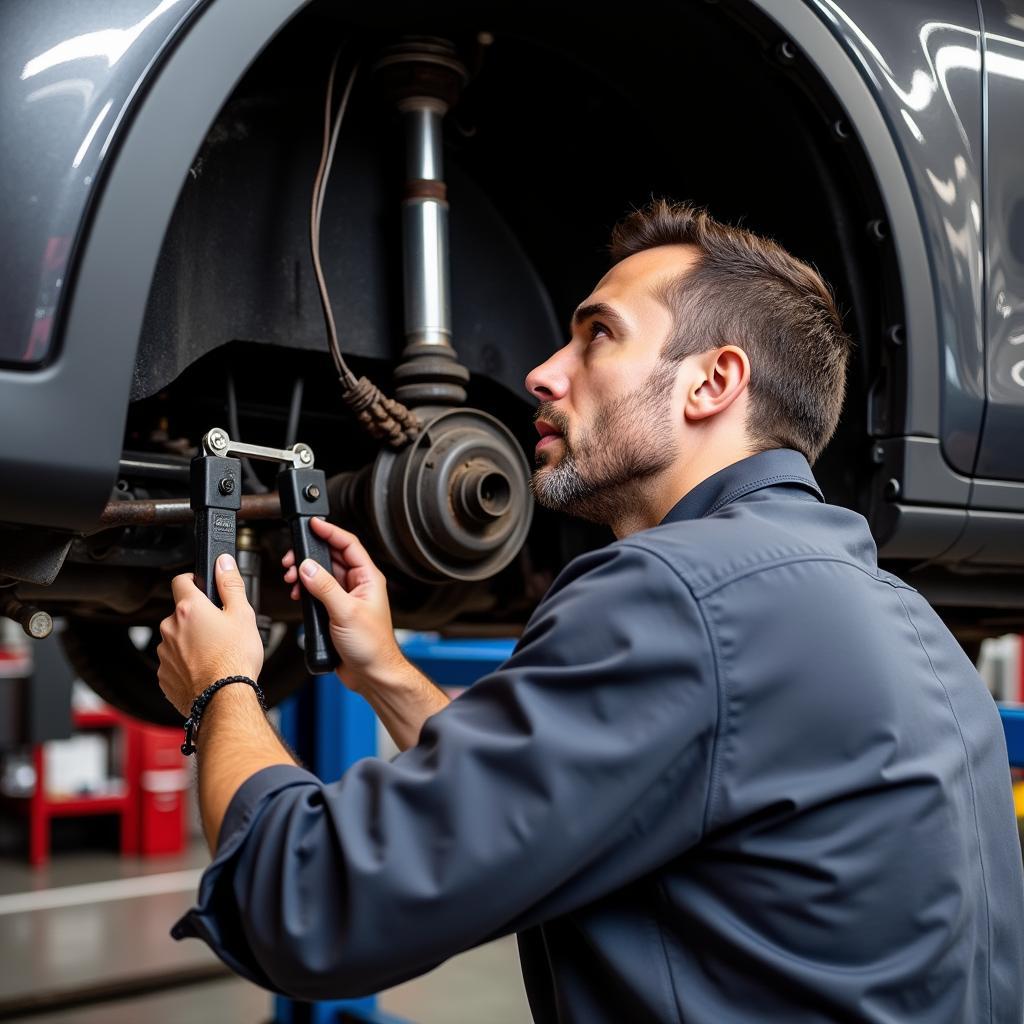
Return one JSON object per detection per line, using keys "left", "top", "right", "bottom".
{"left": 277, "top": 466, "right": 339, "bottom": 674}
{"left": 195, "top": 428, "right": 341, "bottom": 676}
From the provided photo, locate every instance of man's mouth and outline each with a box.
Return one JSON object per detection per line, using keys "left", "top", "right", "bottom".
{"left": 535, "top": 419, "right": 564, "bottom": 453}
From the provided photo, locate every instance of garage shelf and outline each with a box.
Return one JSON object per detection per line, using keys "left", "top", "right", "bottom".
{"left": 6, "top": 707, "right": 139, "bottom": 867}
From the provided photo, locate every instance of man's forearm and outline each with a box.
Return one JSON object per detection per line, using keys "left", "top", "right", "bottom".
{"left": 193, "top": 660, "right": 448, "bottom": 853}
{"left": 350, "top": 658, "right": 450, "bottom": 752}
{"left": 196, "top": 684, "right": 296, "bottom": 853}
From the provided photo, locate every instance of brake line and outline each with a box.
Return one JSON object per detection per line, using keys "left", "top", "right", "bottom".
{"left": 310, "top": 50, "right": 420, "bottom": 448}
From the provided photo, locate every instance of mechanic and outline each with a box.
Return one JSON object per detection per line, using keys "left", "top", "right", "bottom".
{"left": 158, "top": 199, "right": 1024, "bottom": 1022}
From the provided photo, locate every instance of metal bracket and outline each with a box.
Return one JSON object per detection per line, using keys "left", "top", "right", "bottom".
{"left": 202, "top": 427, "right": 315, "bottom": 469}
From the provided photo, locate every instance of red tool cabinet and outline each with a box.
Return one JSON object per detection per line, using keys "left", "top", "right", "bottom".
{"left": 128, "top": 721, "right": 189, "bottom": 856}
{"left": 6, "top": 708, "right": 188, "bottom": 865}
{"left": 25, "top": 707, "right": 139, "bottom": 867}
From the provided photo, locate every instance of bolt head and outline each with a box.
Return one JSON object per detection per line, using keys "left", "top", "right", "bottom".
{"left": 299, "top": 448, "right": 312, "bottom": 464}
{"left": 884, "top": 477, "right": 901, "bottom": 501}
{"left": 27, "top": 611, "right": 52, "bottom": 639}
{"left": 218, "top": 476, "right": 236, "bottom": 495}
{"left": 209, "top": 430, "right": 227, "bottom": 450}
{"left": 886, "top": 324, "right": 906, "bottom": 347}
{"left": 866, "top": 219, "right": 889, "bottom": 243}
{"left": 304, "top": 484, "right": 321, "bottom": 501}
{"left": 777, "top": 40, "right": 797, "bottom": 63}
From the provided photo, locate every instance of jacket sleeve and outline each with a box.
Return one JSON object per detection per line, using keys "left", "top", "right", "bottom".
{"left": 171, "top": 541, "right": 719, "bottom": 999}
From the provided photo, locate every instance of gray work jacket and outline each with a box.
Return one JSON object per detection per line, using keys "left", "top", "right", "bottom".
{"left": 173, "top": 448, "right": 1024, "bottom": 1022}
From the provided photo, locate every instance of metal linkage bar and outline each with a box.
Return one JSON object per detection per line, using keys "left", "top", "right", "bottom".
{"left": 202, "top": 428, "right": 314, "bottom": 469}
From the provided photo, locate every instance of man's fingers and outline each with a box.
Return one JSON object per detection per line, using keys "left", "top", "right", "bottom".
{"left": 298, "top": 558, "right": 352, "bottom": 619}
{"left": 170, "top": 572, "right": 198, "bottom": 604}
{"left": 215, "top": 553, "right": 251, "bottom": 612}
{"left": 285, "top": 560, "right": 347, "bottom": 587}
{"left": 310, "top": 517, "right": 378, "bottom": 573}
{"left": 346, "top": 565, "right": 376, "bottom": 590}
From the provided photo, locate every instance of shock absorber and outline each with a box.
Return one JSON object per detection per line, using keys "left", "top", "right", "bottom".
{"left": 374, "top": 37, "right": 471, "bottom": 405}
{"left": 328, "top": 38, "right": 532, "bottom": 585}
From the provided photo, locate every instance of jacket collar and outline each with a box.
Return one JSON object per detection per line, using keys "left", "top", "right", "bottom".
{"left": 659, "top": 448, "right": 824, "bottom": 525}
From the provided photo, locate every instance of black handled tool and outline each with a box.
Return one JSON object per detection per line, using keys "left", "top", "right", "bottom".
{"left": 190, "top": 437, "right": 242, "bottom": 605}
{"left": 193, "top": 428, "right": 341, "bottom": 675}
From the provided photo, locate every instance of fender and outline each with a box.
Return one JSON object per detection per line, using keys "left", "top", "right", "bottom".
{"left": 0, "top": 0, "right": 307, "bottom": 530}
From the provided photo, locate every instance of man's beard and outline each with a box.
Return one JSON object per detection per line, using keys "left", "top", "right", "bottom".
{"left": 531, "top": 361, "right": 679, "bottom": 525}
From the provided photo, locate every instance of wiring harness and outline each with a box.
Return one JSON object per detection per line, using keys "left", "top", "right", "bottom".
{"left": 311, "top": 51, "right": 421, "bottom": 448}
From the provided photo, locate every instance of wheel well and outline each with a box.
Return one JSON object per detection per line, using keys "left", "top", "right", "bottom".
{"left": 133, "top": 0, "right": 898, "bottom": 516}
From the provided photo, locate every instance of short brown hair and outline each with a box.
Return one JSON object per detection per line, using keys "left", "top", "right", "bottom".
{"left": 608, "top": 199, "right": 851, "bottom": 464}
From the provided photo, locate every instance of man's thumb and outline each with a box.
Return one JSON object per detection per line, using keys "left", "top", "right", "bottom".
{"left": 215, "top": 552, "right": 250, "bottom": 610}
{"left": 298, "top": 559, "right": 349, "bottom": 619}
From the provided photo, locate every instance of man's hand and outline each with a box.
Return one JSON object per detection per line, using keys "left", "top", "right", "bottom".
{"left": 157, "top": 553, "right": 265, "bottom": 718}
{"left": 282, "top": 517, "right": 450, "bottom": 750}
{"left": 281, "top": 517, "right": 405, "bottom": 693}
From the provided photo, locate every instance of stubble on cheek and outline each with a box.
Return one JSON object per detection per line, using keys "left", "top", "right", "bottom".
{"left": 529, "top": 361, "right": 680, "bottom": 523}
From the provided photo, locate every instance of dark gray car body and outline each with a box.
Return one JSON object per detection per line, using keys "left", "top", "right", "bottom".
{"left": 1, "top": 0, "right": 1023, "bottom": 635}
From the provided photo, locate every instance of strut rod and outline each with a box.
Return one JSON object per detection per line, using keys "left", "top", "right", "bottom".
{"left": 90, "top": 493, "right": 282, "bottom": 533}
{"left": 374, "top": 37, "right": 470, "bottom": 406}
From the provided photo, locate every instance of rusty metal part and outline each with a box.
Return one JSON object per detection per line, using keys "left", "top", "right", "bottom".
{"left": 403, "top": 179, "right": 448, "bottom": 201}
{"left": 92, "top": 492, "right": 282, "bottom": 533}
{"left": 329, "top": 407, "right": 532, "bottom": 583}
{"left": 1, "top": 596, "right": 53, "bottom": 639}
{"left": 372, "top": 36, "right": 468, "bottom": 109}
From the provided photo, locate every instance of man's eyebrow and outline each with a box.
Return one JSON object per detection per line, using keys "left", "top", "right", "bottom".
{"left": 571, "top": 302, "right": 629, "bottom": 334}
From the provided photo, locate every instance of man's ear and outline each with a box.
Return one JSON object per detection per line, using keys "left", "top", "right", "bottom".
{"left": 684, "top": 345, "right": 751, "bottom": 423}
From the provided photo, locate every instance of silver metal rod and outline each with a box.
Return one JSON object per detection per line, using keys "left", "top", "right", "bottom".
{"left": 402, "top": 199, "right": 451, "bottom": 346}
{"left": 402, "top": 100, "right": 445, "bottom": 181}
{"left": 118, "top": 452, "right": 191, "bottom": 483}
{"left": 401, "top": 99, "right": 452, "bottom": 349}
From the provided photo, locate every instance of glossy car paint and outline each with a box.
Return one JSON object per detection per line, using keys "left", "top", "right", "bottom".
{"left": 0, "top": 0, "right": 205, "bottom": 368}
{"left": 975, "top": 0, "right": 1024, "bottom": 483}
{"left": 798, "top": 0, "right": 987, "bottom": 477}
{"left": 0, "top": 0, "right": 308, "bottom": 529}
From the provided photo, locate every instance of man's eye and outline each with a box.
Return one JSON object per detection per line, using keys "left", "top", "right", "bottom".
{"left": 589, "top": 321, "right": 610, "bottom": 340}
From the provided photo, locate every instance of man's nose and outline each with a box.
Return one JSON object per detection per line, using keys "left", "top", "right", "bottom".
{"left": 525, "top": 352, "right": 570, "bottom": 402}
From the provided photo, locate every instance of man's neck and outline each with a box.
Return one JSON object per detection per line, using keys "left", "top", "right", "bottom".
{"left": 610, "top": 445, "right": 754, "bottom": 539}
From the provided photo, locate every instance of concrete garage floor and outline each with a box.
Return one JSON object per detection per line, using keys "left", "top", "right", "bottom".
{"left": 0, "top": 842, "right": 533, "bottom": 1024}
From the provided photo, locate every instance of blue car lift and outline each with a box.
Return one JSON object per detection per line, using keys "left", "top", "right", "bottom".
{"left": 273, "top": 637, "right": 515, "bottom": 1024}
{"left": 999, "top": 704, "right": 1024, "bottom": 768}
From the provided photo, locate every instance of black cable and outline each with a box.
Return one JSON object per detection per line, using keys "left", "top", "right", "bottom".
{"left": 285, "top": 376, "right": 304, "bottom": 449}
{"left": 226, "top": 372, "right": 269, "bottom": 494}
{"left": 310, "top": 51, "right": 359, "bottom": 384}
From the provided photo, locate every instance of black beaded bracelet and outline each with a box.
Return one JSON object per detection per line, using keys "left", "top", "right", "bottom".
{"left": 181, "top": 675, "right": 266, "bottom": 756}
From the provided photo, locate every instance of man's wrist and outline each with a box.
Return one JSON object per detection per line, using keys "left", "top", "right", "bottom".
{"left": 347, "top": 649, "right": 419, "bottom": 696}
{"left": 194, "top": 679, "right": 266, "bottom": 748}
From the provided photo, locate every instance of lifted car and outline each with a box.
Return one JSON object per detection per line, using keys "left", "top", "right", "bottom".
{"left": 2, "top": 0, "right": 1023, "bottom": 724}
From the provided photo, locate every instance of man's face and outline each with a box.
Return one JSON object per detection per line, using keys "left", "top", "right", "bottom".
{"left": 524, "top": 245, "right": 698, "bottom": 524}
